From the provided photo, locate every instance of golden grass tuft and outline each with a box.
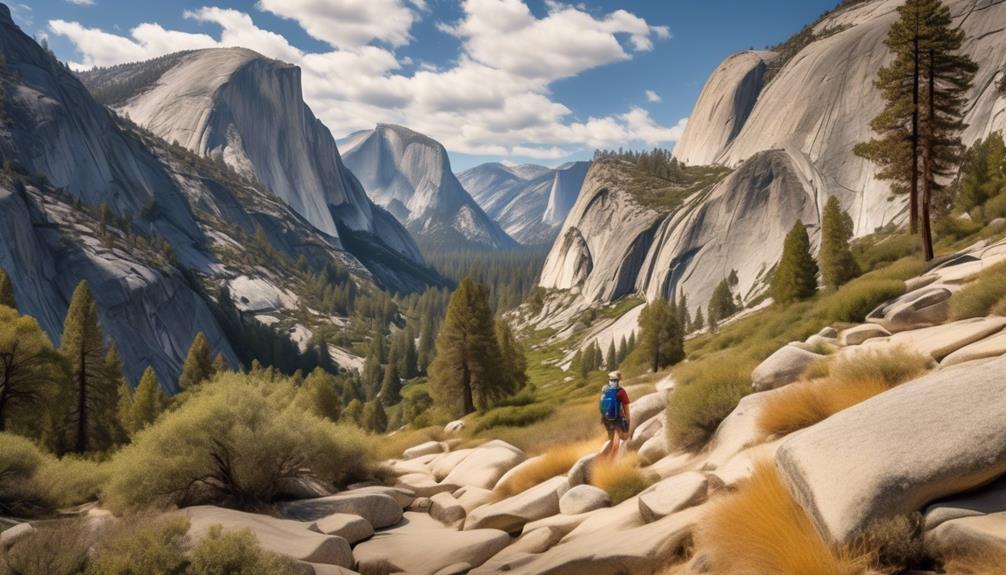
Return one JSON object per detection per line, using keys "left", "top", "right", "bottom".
{"left": 495, "top": 438, "right": 602, "bottom": 498}
{"left": 589, "top": 453, "right": 652, "bottom": 504}
{"left": 757, "top": 347, "right": 931, "bottom": 438}
{"left": 695, "top": 460, "right": 867, "bottom": 575}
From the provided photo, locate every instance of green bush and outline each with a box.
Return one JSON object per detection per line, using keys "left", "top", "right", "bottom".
{"left": 0, "top": 433, "right": 53, "bottom": 516}
{"left": 86, "top": 515, "right": 189, "bottom": 575}
{"left": 38, "top": 457, "right": 109, "bottom": 509}
{"left": 985, "top": 192, "right": 1006, "bottom": 222}
{"left": 822, "top": 279, "right": 906, "bottom": 323}
{"left": 1, "top": 521, "right": 93, "bottom": 575}
{"left": 853, "top": 233, "right": 917, "bottom": 272}
{"left": 472, "top": 403, "right": 555, "bottom": 433}
{"left": 830, "top": 347, "right": 932, "bottom": 387}
{"left": 666, "top": 358, "right": 753, "bottom": 451}
{"left": 950, "top": 261, "right": 1006, "bottom": 320}
{"left": 188, "top": 526, "right": 302, "bottom": 575}
{"left": 103, "top": 373, "right": 373, "bottom": 512}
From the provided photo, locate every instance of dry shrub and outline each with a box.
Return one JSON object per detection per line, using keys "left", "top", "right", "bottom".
{"left": 86, "top": 514, "right": 190, "bottom": 575}
{"left": 801, "top": 356, "right": 832, "bottom": 380}
{"left": 589, "top": 453, "right": 652, "bottom": 504}
{"left": 495, "top": 438, "right": 601, "bottom": 497}
{"left": 666, "top": 358, "right": 754, "bottom": 452}
{"left": 695, "top": 460, "right": 867, "bottom": 575}
{"left": 950, "top": 260, "right": 1006, "bottom": 320}
{"left": 758, "top": 348, "right": 931, "bottom": 438}
{"left": 1, "top": 520, "right": 95, "bottom": 575}
{"left": 378, "top": 426, "right": 445, "bottom": 460}
{"left": 854, "top": 514, "right": 925, "bottom": 570}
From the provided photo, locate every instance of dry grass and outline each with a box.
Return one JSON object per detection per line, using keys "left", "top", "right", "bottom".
{"left": 950, "top": 260, "right": 1006, "bottom": 320}
{"left": 495, "top": 438, "right": 603, "bottom": 498}
{"left": 377, "top": 426, "right": 446, "bottom": 460}
{"left": 757, "top": 348, "right": 931, "bottom": 438}
{"left": 483, "top": 400, "right": 601, "bottom": 453}
{"left": 694, "top": 460, "right": 868, "bottom": 575}
{"left": 589, "top": 453, "right": 652, "bottom": 504}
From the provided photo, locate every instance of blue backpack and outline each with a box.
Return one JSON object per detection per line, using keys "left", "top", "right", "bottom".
{"left": 600, "top": 385, "right": 622, "bottom": 421}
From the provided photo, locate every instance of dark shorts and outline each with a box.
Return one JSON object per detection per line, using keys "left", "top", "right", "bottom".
{"left": 602, "top": 417, "right": 629, "bottom": 434}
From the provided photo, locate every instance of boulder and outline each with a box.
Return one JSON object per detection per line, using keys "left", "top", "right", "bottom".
{"left": 705, "top": 390, "right": 771, "bottom": 469}
{"left": 655, "top": 374, "right": 676, "bottom": 393}
{"left": 711, "top": 439, "right": 784, "bottom": 489}
{"left": 276, "top": 477, "right": 331, "bottom": 500}
{"left": 881, "top": 316, "right": 1006, "bottom": 362}
{"left": 866, "top": 286, "right": 951, "bottom": 332}
{"left": 343, "top": 485, "right": 415, "bottom": 509}
{"left": 924, "top": 476, "right": 1006, "bottom": 532}
{"left": 454, "top": 486, "right": 497, "bottom": 513}
{"left": 630, "top": 392, "right": 668, "bottom": 429}
{"left": 941, "top": 328, "right": 1006, "bottom": 367}
{"left": 776, "top": 355, "right": 1006, "bottom": 544}
{"left": 472, "top": 526, "right": 567, "bottom": 573}
{"left": 628, "top": 413, "right": 664, "bottom": 450}
{"left": 521, "top": 511, "right": 591, "bottom": 538}
{"left": 429, "top": 449, "right": 475, "bottom": 480}
{"left": 0, "top": 523, "right": 33, "bottom": 550}
{"left": 645, "top": 451, "right": 701, "bottom": 480}
{"left": 750, "top": 344, "right": 822, "bottom": 391}
{"left": 444, "top": 420, "right": 465, "bottom": 433}
{"left": 303, "top": 565, "right": 360, "bottom": 575}
{"left": 309, "top": 513, "right": 373, "bottom": 544}
{"left": 408, "top": 497, "right": 433, "bottom": 512}
{"left": 817, "top": 326, "right": 838, "bottom": 338}
{"left": 839, "top": 324, "right": 891, "bottom": 346}
{"left": 562, "top": 497, "right": 645, "bottom": 542}
{"left": 430, "top": 492, "right": 467, "bottom": 525}
{"left": 494, "top": 455, "right": 544, "bottom": 492}
{"left": 559, "top": 485, "right": 611, "bottom": 515}
{"left": 442, "top": 441, "right": 527, "bottom": 490}
{"left": 568, "top": 452, "right": 599, "bottom": 487}
{"left": 403, "top": 441, "right": 447, "bottom": 460}
{"left": 381, "top": 458, "right": 430, "bottom": 478}
{"left": 925, "top": 511, "right": 1006, "bottom": 560}
{"left": 185, "top": 506, "right": 352, "bottom": 567}
{"left": 637, "top": 433, "right": 669, "bottom": 465}
{"left": 464, "top": 476, "right": 570, "bottom": 534}
{"left": 433, "top": 563, "right": 472, "bottom": 575}
{"left": 395, "top": 473, "right": 459, "bottom": 498}
{"left": 279, "top": 493, "right": 403, "bottom": 529}
{"left": 638, "top": 472, "right": 708, "bottom": 522}
{"left": 353, "top": 512, "right": 510, "bottom": 575}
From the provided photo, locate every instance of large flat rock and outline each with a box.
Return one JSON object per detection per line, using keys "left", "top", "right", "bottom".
{"left": 629, "top": 392, "right": 668, "bottom": 430}
{"left": 309, "top": 513, "right": 373, "bottom": 544}
{"left": 868, "top": 316, "right": 1006, "bottom": 362}
{"left": 279, "top": 492, "right": 403, "bottom": 529}
{"left": 751, "top": 344, "right": 823, "bottom": 391}
{"left": 464, "top": 476, "right": 570, "bottom": 534}
{"left": 638, "top": 471, "right": 708, "bottom": 522}
{"left": 941, "top": 328, "right": 1006, "bottom": 367}
{"left": 777, "top": 355, "right": 1006, "bottom": 544}
{"left": 184, "top": 506, "right": 352, "bottom": 567}
{"left": 442, "top": 441, "right": 526, "bottom": 490}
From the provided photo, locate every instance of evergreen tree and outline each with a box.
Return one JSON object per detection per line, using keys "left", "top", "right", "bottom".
{"left": 772, "top": 222, "right": 819, "bottom": 304}
{"left": 428, "top": 278, "right": 510, "bottom": 417}
{"left": 362, "top": 328, "right": 385, "bottom": 399}
{"left": 0, "top": 268, "right": 15, "bottom": 310}
{"left": 401, "top": 329, "right": 419, "bottom": 380}
{"left": 362, "top": 400, "right": 387, "bottom": 433}
{"left": 179, "top": 332, "right": 215, "bottom": 390}
{"left": 128, "top": 367, "right": 167, "bottom": 434}
{"left": 417, "top": 316, "right": 435, "bottom": 374}
{"left": 212, "top": 352, "right": 227, "bottom": 374}
{"left": 115, "top": 376, "right": 134, "bottom": 437}
{"left": 820, "top": 196, "right": 860, "bottom": 290}
{"left": 572, "top": 349, "right": 586, "bottom": 380}
{"left": 677, "top": 292, "right": 690, "bottom": 333}
{"left": 380, "top": 362, "right": 401, "bottom": 406}
{"left": 957, "top": 133, "right": 1006, "bottom": 215}
{"left": 606, "top": 341, "right": 617, "bottom": 371}
{"left": 637, "top": 299, "right": 684, "bottom": 373}
{"left": 593, "top": 342, "right": 604, "bottom": 373}
{"left": 496, "top": 321, "right": 528, "bottom": 391}
{"left": 693, "top": 308, "right": 705, "bottom": 332}
{"left": 300, "top": 367, "right": 341, "bottom": 422}
{"left": 627, "top": 332, "right": 637, "bottom": 354}
{"left": 344, "top": 398, "right": 363, "bottom": 426}
{"left": 616, "top": 336, "right": 628, "bottom": 364}
{"left": 0, "top": 306, "right": 63, "bottom": 433}
{"left": 102, "top": 345, "right": 128, "bottom": 443}
{"left": 59, "top": 281, "right": 118, "bottom": 453}
{"left": 708, "top": 279, "right": 737, "bottom": 326}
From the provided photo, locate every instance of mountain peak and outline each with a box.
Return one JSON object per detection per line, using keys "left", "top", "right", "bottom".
{"left": 0, "top": 4, "right": 12, "bottom": 26}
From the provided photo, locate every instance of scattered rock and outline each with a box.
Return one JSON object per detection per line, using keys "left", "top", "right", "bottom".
{"left": 185, "top": 506, "right": 352, "bottom": 567}
{"left": 924, "top": 476, "right": 1006, "bottom": 532}
{"left": 638, "top": 432, "right": 669, "bottom": 465}
{"left": 309, "top": 513, "right": 373, "bottom": 545}
{"left": 568, "top": 452, "right": 598, "bottom": 487}
{"left": 563, "top": 497, "right": 645, "bottom": 541}
{"left": 381, "top": 458, "right": 430, "bottom": 478}
{"left": 464, "top": 476, "right": 570, "bottom": 534}
{"left": 705, "top": 390, "right": 770, "bottom": 469}
{"left": 655, "top": 374, "right": 676, "bottom": 392}
{"left": 628, "top": 413, "right": 664, "bottom": 450}
{"left": 444, "top": 420, "right": 465, "bottom": 433}
{"left": 494, "top": 455, "right": 544, "bottom": 491}
{"left": 475, "top": 526, "right": 566, "bottom": 573}
{"left": 817, "top": 326, "right": 838, "bottom": 338}
{"left": 777, "top": 355, "right": 1006, "bottom": 544}
{"left": 638, "top": 472, "right": 708, "bottom": 522}
{"left": 395, "top": 473, "right": 459, "bottom": 498}
{"left": 343, "top": 485, "right": 415, "bottom": 509}
{"left": 710, "top": 439, "right": 784, "bottom": 488}
{"left": 442, "top": 441, "right": 527, "bottom": 490}
{"left": 404, "top": 441, "right": 447, "bottom": 460}
{"left": 839, "top": 323, "right": 891, "bottom": 346}
{"left": 559, "top": 485, "right": 611, "bottom": 515}
{"left": 880, "top": 316, "right": 1006, "bottom": 362}
{"left": 645, "top": 451, "right": 700, "bottom": 480}
{"left": 433, "top": 562, "right": 473, "bottom": 575}
{"left": 279, "top": 493, "right": 403, "bottom": 529}
{"left": 429, "top": 449, "right": 474, "bottom": 480}
{"left": 276, "top": 477, "right": 332, "bottom": 500}
{"left": 751, "top": 344, "right": 822, "bottom": 391}
{"left": 941, "top": 328, "right": 1006, "bottom": 367}
{"left": 925, "top": 511, "right": 1006, "bottom": 561}
{"left": 454, "top": 486, "right": 497, "bottom": 513}
{"left": 630, "top": 392, "right": 668, "bottom": 428}
{"left": 866, "top": 286, "right": 951, "bottom": 332}
{"left": 430, "top": 492, "right": 467, "bottom": 525}
{"left": 0, "top": 523, "right": 33, "bottom": 550}
{"left": 408, "top": 497, "right": 432, "bottom": 512}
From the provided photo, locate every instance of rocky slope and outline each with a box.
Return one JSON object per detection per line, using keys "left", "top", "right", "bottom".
{"left": 77, "top": 48, "right": 426, "bottom": 282}
{"left": 342, "top": 125, "right": 518, "bottom": 250}
{"left": 459, "top": 161, "right": 589, "bottom": 246}
{"left": 0, "top": 6, "right": 431, "bottom": 387}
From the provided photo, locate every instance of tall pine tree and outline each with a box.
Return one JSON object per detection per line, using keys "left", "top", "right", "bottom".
{"left": 0, "top": 306, "right": 63, "bottom": 433}
{"left": 179, "top": 332, "right": 215, "bottom": 390}
{"left": 771, "top": 222, "right": 819, "bottom": 304}
{"left": 637, "top": 299, "right": 684, "bottom": 373}
{"left": 127, "top": 367, "right": 168, "bottom": 434}
{"left": 0, "top": 268, "right": 15, "bottom": 310}
{"left": 495, "top": 321, "right": 528, "bottom": 391}
{"left": 429, "top": 278, "right": 510, "bottom": 417}
{"left": 819, "top": 196, "right": 860, "bottom": 290}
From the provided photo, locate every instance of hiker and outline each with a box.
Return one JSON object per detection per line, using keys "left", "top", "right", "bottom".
{"left": 599, "top": 370, "right": 631, "bottom": 458}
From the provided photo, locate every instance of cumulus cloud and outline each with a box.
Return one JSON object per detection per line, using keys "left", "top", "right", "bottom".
{"left": 645, "top": 89, "right": 662, "bottom": 103}
{"left": 49, "top": 0, "right": 685, "bottom": 160}
{"left": 66, "top": 0, "right": 95, "bottom": 5}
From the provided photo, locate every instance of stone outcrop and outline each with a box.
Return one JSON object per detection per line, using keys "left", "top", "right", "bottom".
{"left": 637, "top": 472, "right": 708, "bottom": 523}
{"left": 279, "top": 492, "right": 403, "bottom": 529}
{"left": 464, "top": 476, "right": 570, "bottom": 534}
{"left": 559, "top": 485, "right": 611, "bottom": 515}
{"left": 750, "top": 344, "right": 823, "bottom": 391}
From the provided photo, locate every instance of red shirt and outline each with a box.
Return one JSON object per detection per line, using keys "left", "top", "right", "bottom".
{"left": 616, "top": 387, "right": 630, "bottom": 407}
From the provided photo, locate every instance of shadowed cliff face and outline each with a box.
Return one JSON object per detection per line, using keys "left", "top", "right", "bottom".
{"left": 342, "top": 124, "right": 518, "bottom": 250}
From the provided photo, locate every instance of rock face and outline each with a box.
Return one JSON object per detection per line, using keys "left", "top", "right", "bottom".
{"left": 460, "top": 161, "right": 589, "bottom": 245}
{"left": 77, "top": 48, "right": 431, "bottom": 292}
{"left": 342, "top": 124, "right": 516, "bottom": 250}
{"left": 777, "top": 355, "right": 1006, "bottom": 544}
{"left": 751, "top": 344, "right": 823, "bottom": 391}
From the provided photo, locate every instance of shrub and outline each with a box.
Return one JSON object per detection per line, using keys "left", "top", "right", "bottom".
{"left": 853, "top": 233, "right": 917, "bottom": 272}
{"left": 801, "top": 357, "right": 832, "bottom": 380}
{"left": 949, "top": 261, "right": 1006, "bottom": 320}
{"left": 485, "top": 401, "right": 602, "bottom": 453}
{"left": 86, "top": 515, "right": 189, "bottom": 575}
{"left": 38, "top": 456, "right": 109, "bottom": 509}
{"left": 828, "top": 347, "right": 932, "bottom": 388}
{"left": 822, "top": 279, "right": 905, "bottom": 323}
{"left": 471, "top": 403, "right": 555, "bottom": 434}
{"left": 495, "top": 439, "right": 600, "bottom": 497}
{"left": 589, "top": 454, "right": 651, "bottom": 504}
{"left": 187, "top": 525, "right": 302, "bottom": 575}
{"left": 0, "top": 433, "right": 53, "bottom": 516}
{"left": 694, "top": 460, "right": 867, "bottom": 574}
{"left": 103, "top": 373, "right": 373, "bottom": 512}
{"left": 854, "top": 514, "right": 925, "bottom": 570}
{"left": 1, "top": 521, "right": 94, "bottom": 575}
{"left": 666, "top": 358, "right": 753, "bottom": 451}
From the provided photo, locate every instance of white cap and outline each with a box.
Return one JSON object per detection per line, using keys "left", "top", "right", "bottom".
{"left": 608, "top": 371, "right": 622, "bottom": 381}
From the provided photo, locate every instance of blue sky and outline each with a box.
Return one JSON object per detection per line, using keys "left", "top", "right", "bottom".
{"left": 12, "top": 0, "right": 838, "bottom": 171}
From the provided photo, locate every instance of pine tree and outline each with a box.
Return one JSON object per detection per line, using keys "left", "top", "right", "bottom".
{"left": 606, "top": 341, "right": 617, "bottom": 371}
{"left": 637, "top": 299, "right": 684, "bottom": 373}
{"left": 301, "top": 367, "right": 341, "bottom": 421}
{"left": 956, "top": 133, "right": 1006, "bottom": 216}
{"left": 616, "top": 336, "right": 628, "bottom": 364}
{"left": 496, "top": 321, "right": 528, "bottom": 391}
{"left": 362, "top": 329, "right": 385, "bottom": 400}
{"left": 572, "top": 349, "right": 586, "bottom": 380}
{"left": 708, "top": 279, "right": 737, "bottom": 326}
{"left": 115, "top": 377, "right": 134, "bottom": 437}
{"left": 772, "top": 221, "right": 819, "bottom": 304}
{"left": 417, "top": 316, "right": 435, "bottom": 374}
{"left": 593, "top": 342, "right": 604, "bottom": 373}
{"left": 627, "top": 332, "right": 637, "bottom": 354}
{"left": 693, "top": 308, "right": 705, "bottom": 331}
{"left": 677, "top": 292, "right": 690, "bottom": 333}
{"left": 402, "top": 329, "right": 419, "bottom": 380}
{"left": 820, "top": 196, "right": 860, "bottom": 290}
{"left": 380, "top": 362, "right": 401, "bottom": 406}
{"left": 212, "top": 352, "right": 227, "bottom": 374}
{"left": 429, "top": 278, "right": 510, "bottom": 417}
{"left": 102, "top": 345, "right": 128, "bottom": 443}
{"left": 128, "top": 367, "right": 167, "bottom": 434}
{"left": 0, "top": 268, "right": 15, "bottom": 310}
{"left": 0, "top": 306, "right": 63, "bottom": 433}
{"left": 344, "top": 398, "right": 363, "bottom": 426}
{"left": 362, "top": 400, "right": 387, "bottom": 433}
{"left": 179, "top": 332, "right": 214, "bottom": 390}
{"left": 59, "top": 281, "right": 118, "bottom": 454}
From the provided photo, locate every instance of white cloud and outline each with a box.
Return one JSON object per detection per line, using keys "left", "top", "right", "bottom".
{"left": 66, "top": 0, "right": 95, "bottom": 5}
{"left": 49, "top": 1, "right": 683, "bottom": 160}
{"left": 256, "top": 0, "right": 420, "bottom": 49}
{"left": 645, "top": 89, "right": 661, "bottom": 103}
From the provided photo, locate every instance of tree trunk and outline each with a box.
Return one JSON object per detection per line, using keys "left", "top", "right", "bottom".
{"left": 921, "top": 48, "right": 936, "bottom": 261}
{"left": 910, "top": 2, "right": 920, "bottom": 235}
{"left": 75, "top": 343, "right": 87, "bottom": 454}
